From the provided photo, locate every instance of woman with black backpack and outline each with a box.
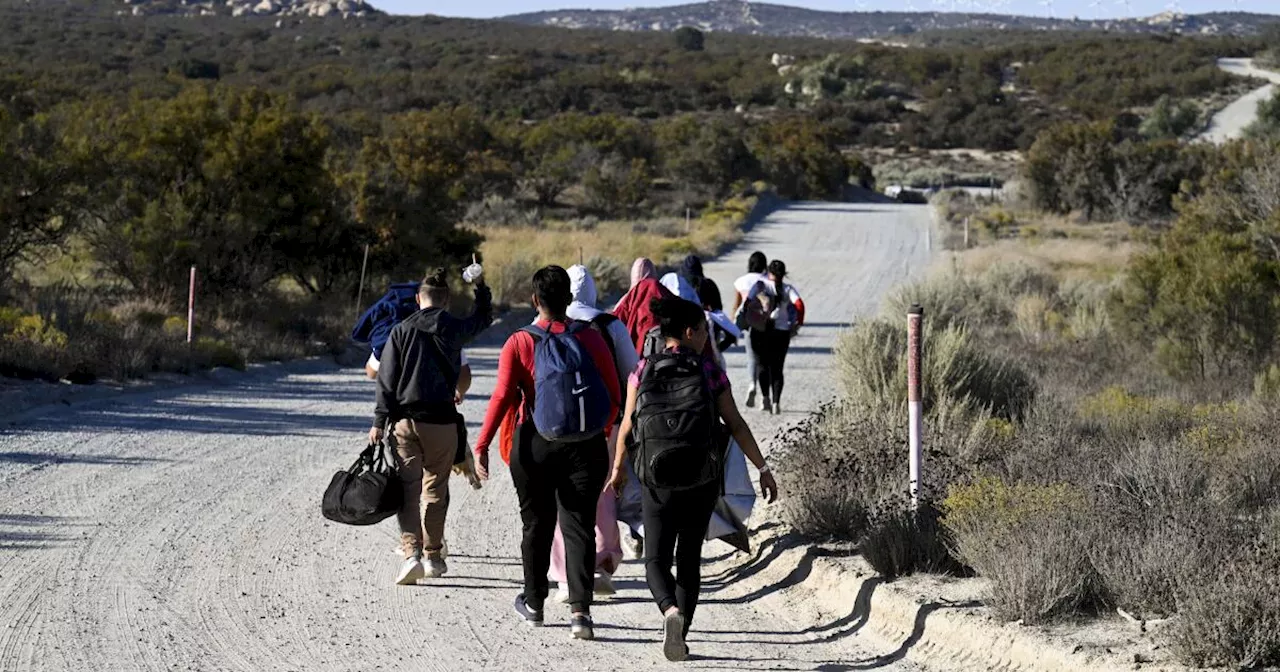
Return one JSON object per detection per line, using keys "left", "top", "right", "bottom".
{"left": 607, "top": 297, "right": 778, "bottom": 662}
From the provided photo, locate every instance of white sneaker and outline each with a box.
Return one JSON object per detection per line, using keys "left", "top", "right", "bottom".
{"left": 553, "top": 586, "right": 571, "bottom": 604}
{"left": 623, "top": 533, "right": 644, "bottom": 560}
{"left": 395, "top": 557, "right": 425, "bottom": 586}
{"left": 662, "top": 609, "right": 688, "bottom": 662}
{"left": 593, "top": 571, "right": 616, "bottom": 596}
{"left": 423, "top": 557, "right": 448, "bottom": 578}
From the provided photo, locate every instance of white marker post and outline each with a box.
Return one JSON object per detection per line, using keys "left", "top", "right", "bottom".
{"left": 907, "top": 304, "right": 924, "bottom": 510}
{"left": 186, "top": 266, "right": 197, "bottom": 344}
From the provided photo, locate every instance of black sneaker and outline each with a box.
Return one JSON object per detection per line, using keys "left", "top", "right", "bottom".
{"left": 513, "top": 594, "right": 544, "bottom": 627}
{"left": 570, "top": 613, "right": 595, "bottom": 640}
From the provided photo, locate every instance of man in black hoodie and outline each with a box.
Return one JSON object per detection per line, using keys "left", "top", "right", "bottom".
{"left": 370, "top": 268, "right": 493, "bottom": 585}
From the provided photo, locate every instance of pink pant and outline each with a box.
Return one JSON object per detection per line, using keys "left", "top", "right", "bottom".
{"left": 549, "top": 433, "right": 623, "bottom": 583}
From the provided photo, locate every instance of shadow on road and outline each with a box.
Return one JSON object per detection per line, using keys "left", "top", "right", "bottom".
{"left": 0, "top": 513, "right": 91, "bottom": 551}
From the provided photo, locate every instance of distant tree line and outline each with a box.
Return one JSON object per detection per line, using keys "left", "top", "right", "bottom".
{"left": 0, "top": 0, "right": 1260, "bottom": 153}
{"left": 0, "top": 80, "right": 857, "bottom": 303}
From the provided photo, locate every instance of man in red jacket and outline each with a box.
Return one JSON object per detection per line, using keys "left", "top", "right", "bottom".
{"left": 474, "top": 266, "right": 621, "bottom": 641}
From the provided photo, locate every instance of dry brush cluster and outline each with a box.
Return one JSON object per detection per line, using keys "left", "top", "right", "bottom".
{"left": 779, "top": 222, "right": 1280, "bottom": 666}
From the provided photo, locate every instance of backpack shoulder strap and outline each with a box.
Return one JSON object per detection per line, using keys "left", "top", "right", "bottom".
{"left": 519, "top": 324, "right": 547, "bottom": 344}
{"left": 590, "top": 313, "right": 618, "bottom": 329}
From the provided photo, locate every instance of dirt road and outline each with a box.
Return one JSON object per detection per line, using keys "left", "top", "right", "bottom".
{"left": 1200, "top": 58, "right": 1280, "bottom": 144}
{"left": 0, "top": 202, "right": 932, "bottom": 672}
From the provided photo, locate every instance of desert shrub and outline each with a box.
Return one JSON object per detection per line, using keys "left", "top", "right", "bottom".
{"left": 837, "top": 319, "right": 1036, "bottom": 423}
{"left": 1167, "top": 546, "right": 1280, "bottom": 669}
{"left": 1139, "top": 95, "right": 1200, "bottom": 140}
{"left": 1012, "top": 294, "right": 1063, "bottom": 344}
{"left": 1254, "top": 364, "right": 1280, "bottom": 402}
{"left": 1077, "top": 387, "right": 1187, "bottom": 430}
{"left": 489, "top": 255, "right": 539, "bottom": 307}
{"left": 886, "top": 263, "right": 1059, "bottom": 333}
{"left": 0, "top": 307, "right": 73, "bottom": 380}
{"left": 943, "top": 478, "right": 1099, "bottom": 623}
{"left": 775, "top": 404, "right": 906, "bottom": 541}
{"left": 464, "top": 195, "right": 542, "bottom": 229}
{"left": 583, "top": 155, "right": 651, "bottom": 217}
{"left": 194, "top": 337, "right": 245, "bottom": 370}
{"left": 861, "top": 502, "right": 965, "bottom": 580}
{"left": 584, "top": 255, "right": 627, "bottom": 303}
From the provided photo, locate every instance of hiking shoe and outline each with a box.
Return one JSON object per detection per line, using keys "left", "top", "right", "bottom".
{"left": 570, "top": 613, "right": 595, "bottom": 641}
{"left": 594, "top": 571, "right": 616, "bottom": 596}
{"left": 623, "top": 533, "right": 644, "bottom": 560}
{"left": 662, "top": 610, "right": 688, "bottom": 662}
{"left": 745, "top": 389, "right": 757, "bottom": 408}
{"left": 513, "top": 594, "right": 544, "bottom": 626}
{"left": 423, "top": 557, "right": 448, "bottom": 578}
{"left": 772, "top": 401, "right": 781, "bottom": 415}
{"left": 395, "top": 557, "right": 425, "bottom": 586}
{"left": 553, "top": 586, "right": 571, "bottom": 604}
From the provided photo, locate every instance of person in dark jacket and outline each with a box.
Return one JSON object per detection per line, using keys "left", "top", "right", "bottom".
{"left": 370, "top": 268, "right": 493, "bottom": 585}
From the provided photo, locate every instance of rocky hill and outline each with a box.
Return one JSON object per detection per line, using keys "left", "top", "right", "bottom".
{"left": 117, "top": 0, "right": 378, "bottom": 18}
{"left": 502, "top": 1, "right": 1277, "bottom": 40}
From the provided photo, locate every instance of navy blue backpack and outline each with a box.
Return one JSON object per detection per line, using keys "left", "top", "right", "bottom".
{"left": 520, "top": 322, "right": 612, "bottom": 442}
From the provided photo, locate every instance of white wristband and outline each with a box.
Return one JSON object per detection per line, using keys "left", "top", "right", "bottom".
{"left": 758, "top": 463, "right": 771, "bottom": 474}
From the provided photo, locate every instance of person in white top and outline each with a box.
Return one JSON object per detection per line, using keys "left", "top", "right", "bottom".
{"left": 731, "top": 252, "right": 769, "bottom": 409}
{"left": 745, "top": 259, "right": 805, "bottom": 415}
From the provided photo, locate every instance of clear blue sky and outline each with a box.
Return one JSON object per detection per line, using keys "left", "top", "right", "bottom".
{"left": 380, "top": 0, "right": 1278, "bottom": 20}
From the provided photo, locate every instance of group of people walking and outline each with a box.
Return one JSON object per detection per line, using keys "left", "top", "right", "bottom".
{"left": 364, "top": 251, "right": 799, "bottom": 661}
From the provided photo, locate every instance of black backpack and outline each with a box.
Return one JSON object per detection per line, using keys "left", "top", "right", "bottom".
{"left": 321, "top": 442, "right": 402, "bottom": 526}
{"left": 632, "top": 351, "right": 722, "bottom": 490}
{"left": 640, "top": 324, "right": 665, "bottom": 358}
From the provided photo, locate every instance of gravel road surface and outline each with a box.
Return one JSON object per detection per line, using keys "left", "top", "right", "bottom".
{"left": 1200, "top": 58, "right": 1280, "bottom": 145}
{"left": 0, "top": 202, "right": 932, "bottom": 672}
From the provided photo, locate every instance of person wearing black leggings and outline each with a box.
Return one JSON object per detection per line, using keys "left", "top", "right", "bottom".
{"left": 746, "top": 260, "right": 805, "bottom": 415}
{"left": 609, "top": 297, "right": 778, "bottom": 662}
{"left": 750, "top": 326, "right": 793, "bottom": 412}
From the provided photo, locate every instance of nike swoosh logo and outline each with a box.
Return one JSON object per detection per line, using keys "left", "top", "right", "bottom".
{"left": 572, "top": 386, "right": 590, "bottom": 395}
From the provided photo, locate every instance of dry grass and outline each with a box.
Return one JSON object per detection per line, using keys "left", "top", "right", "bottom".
{"left": 953, "top": 236, "right": 1138, "bottom": 284}
{"left": 475, "top": 194, "right": 759, "bottom": 305}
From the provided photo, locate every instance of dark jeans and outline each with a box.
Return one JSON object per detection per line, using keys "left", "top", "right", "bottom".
{"left": 750, "top": 326, "right": 794, "bottom": 404}
{"left": 642, "top": 481, "right": 720, "bottom": 632}
{"left": 509, "top": 421, "right": 609, "bottom": 614}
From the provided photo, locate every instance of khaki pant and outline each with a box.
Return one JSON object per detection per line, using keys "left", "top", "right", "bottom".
{"left": 390, "top": 420, "right": 458, "bottom": 560}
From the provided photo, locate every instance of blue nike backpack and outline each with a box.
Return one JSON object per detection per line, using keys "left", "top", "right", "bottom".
{"left": 520, "top": 322, "right": 612, "bottom": 442}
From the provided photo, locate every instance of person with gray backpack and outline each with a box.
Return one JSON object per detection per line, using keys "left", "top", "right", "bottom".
{"left": 473, "top": 266, "right": 622, "bottom": 641}
{"left": 607, "top": 296, "right": 778, "bottom": 662}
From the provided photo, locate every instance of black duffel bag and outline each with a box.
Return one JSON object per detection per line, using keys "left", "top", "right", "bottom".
{"left": 322, "top": 441, "right": 402, "bottom": 525}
